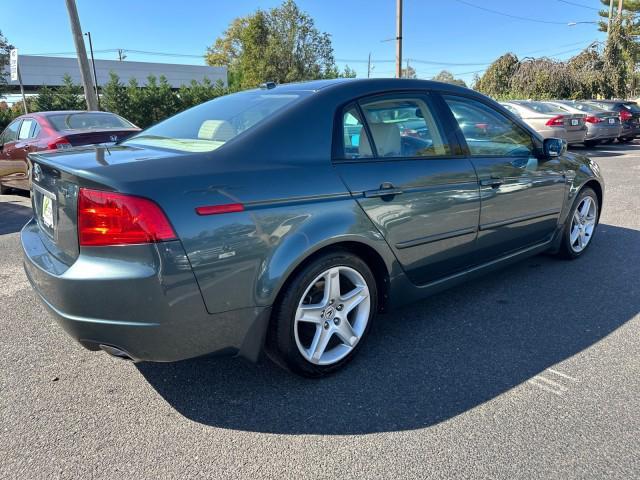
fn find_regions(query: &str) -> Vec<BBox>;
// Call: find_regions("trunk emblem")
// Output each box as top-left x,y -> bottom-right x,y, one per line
33,163 -> 42,182
110,135 -> 118,142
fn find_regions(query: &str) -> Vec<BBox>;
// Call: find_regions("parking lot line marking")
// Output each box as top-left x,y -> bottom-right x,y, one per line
547,369 -> 578,382
528,378 -> 564,396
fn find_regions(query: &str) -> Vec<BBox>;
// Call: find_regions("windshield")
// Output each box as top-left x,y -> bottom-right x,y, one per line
48,113 -> 135,131
123,90 -> 307,153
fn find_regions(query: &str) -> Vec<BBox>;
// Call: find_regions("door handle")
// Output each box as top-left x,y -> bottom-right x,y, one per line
480,177 -> 504,188
364,182 -> 404,198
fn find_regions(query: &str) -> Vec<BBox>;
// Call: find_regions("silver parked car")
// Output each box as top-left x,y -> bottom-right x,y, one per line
545,100 -> 622,147
500,101 -> 587,146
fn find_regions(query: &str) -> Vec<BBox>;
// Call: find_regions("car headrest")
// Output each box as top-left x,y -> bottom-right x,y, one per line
198,120 -> 236,142
360,122 -> 401,157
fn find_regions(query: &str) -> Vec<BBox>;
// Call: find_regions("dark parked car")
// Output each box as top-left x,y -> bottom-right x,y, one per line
583,100 -> 640,143
0,110 -> 140,193
22,79 -> 604,377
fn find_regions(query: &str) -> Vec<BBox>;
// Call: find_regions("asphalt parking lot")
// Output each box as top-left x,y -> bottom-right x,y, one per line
1,143 -> 638,479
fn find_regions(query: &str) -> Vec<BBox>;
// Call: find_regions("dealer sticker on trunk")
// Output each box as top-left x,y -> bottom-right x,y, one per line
42,195 -> 54,228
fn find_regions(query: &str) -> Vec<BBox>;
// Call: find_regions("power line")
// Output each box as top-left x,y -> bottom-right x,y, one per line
451,0 -> 580,24
556,0 -> 601,11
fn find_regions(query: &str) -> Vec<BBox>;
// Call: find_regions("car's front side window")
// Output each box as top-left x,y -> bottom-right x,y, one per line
357,96 -> 450,158
444,96 -> 533,157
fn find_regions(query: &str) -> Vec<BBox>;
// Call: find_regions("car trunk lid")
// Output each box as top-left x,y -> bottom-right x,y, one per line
55,128 -> 140,147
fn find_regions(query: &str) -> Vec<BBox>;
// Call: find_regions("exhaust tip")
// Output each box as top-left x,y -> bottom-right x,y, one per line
99,344 -> 134,361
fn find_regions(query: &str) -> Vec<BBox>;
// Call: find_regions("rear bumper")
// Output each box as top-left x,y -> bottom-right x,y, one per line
21,218 -> 269,362
585,124 -> 621,141
565,129 -> 586,145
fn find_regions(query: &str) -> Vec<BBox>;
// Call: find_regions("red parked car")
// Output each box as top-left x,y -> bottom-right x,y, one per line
0,110 -> 140,193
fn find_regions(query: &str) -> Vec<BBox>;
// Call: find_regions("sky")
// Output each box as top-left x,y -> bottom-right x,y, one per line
1,0 -> 608,85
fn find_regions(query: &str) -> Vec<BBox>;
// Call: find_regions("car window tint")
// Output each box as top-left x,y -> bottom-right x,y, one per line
444,96 -> 533,157
1,120 -> 21,143
359,97 -> 449,158
342,107 -> 373,159
521,101 -> 560,114
18,119 -> 36,140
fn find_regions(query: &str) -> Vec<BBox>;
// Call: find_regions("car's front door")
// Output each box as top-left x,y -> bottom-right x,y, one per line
335,93 -> 480,285
441,94 -> 567,261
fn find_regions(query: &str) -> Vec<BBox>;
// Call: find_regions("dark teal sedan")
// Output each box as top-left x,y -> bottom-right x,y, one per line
21,79 -> 603,377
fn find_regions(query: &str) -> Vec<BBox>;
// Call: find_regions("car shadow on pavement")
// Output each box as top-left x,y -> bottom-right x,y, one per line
137,224 -> 640,435
0,197 -> 32,235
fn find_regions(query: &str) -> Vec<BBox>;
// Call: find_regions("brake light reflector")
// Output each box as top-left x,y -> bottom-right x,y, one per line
195,203 -> 244,216
584,115 -> 601,124
619,109 -> 633,122
545,115 -> 564,127
47,137 -> 72,150
78,188 -> 176,246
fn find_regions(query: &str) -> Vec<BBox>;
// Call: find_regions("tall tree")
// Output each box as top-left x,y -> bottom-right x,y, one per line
602,19 -> 635,97
598,0 -> 640,34
206,0 -> 349,89
473,53 -> 519,99
402,65 -> 417,79
432,70 -> 467,88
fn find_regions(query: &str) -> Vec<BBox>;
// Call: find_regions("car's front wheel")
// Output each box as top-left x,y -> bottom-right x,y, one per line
268,251 -> 377,377
558,187 -> 599,259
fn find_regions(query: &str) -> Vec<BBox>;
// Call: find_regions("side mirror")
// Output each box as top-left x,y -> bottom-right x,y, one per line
543,137 -> 566,158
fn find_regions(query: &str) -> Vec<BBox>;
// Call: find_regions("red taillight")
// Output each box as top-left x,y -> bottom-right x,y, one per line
619,109 -> 632,122
584,115 -> 601,124
47,137 -> 72,150
78,188 -> 177,246
545,115 -> 564,127
401,128 -> 420,138
195,203 -> 244,216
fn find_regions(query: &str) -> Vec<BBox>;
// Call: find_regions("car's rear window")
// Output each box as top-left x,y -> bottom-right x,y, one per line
123,90 -> 307,153
519,101 -> 562,114
48,113 -> 134,131
624,102 -> 640,113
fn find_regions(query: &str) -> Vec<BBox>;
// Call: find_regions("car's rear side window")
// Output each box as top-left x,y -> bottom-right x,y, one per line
342,95 -> 450,160
444,95 -> 533,157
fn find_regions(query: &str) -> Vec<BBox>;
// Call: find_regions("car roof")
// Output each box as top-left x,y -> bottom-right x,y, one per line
256,78 -> 474,95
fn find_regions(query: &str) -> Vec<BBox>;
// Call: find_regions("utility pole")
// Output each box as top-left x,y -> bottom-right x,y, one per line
83,31 -> 100,109
396,0 -> 403,78
64,0 -> 98,110
608,0 -> 614,34
367,52 -> 372,78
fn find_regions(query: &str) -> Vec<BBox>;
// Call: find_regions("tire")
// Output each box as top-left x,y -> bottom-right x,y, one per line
267,250 -> 378,378
0,182 -> 9,195
584,140 -> 600,148
618,136 -> 633,143
603,139 -> 614,145
557,187 -> 599,259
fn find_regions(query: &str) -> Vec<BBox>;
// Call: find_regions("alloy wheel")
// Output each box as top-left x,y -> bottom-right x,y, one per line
294,266 -> 371,366
569,195 -> 597,253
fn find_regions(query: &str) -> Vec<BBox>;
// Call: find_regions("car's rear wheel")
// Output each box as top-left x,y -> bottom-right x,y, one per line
558,187 -> 599,259
267,251 -> 377,377
618,136 -> 633,143
603,138 -> 614,145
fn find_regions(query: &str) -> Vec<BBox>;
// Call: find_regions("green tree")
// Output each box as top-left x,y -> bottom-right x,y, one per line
568,46 -> 604,99
101,72 -> 131,118
602,20 -> 634,97
54,74 -> 85,110
206,0 -> 342,89
178,78 -> 227,110
432,70 -> 467,88
125,78 -> 150,127
598,0 -> 640,34
0,30 -> 12,96
34,85 -> 57,111
510,58 -> 575,100
474,53 -> 519,99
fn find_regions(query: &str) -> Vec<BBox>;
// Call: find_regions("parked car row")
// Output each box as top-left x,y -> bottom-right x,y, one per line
0,111 -> 139,193
500,99 -> 640,148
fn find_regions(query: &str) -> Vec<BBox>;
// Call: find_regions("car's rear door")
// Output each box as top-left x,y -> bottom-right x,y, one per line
334,92 -> 480,285
0,119 -> 23,187
10,118 -> 40,189
440,94 -> 566,262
